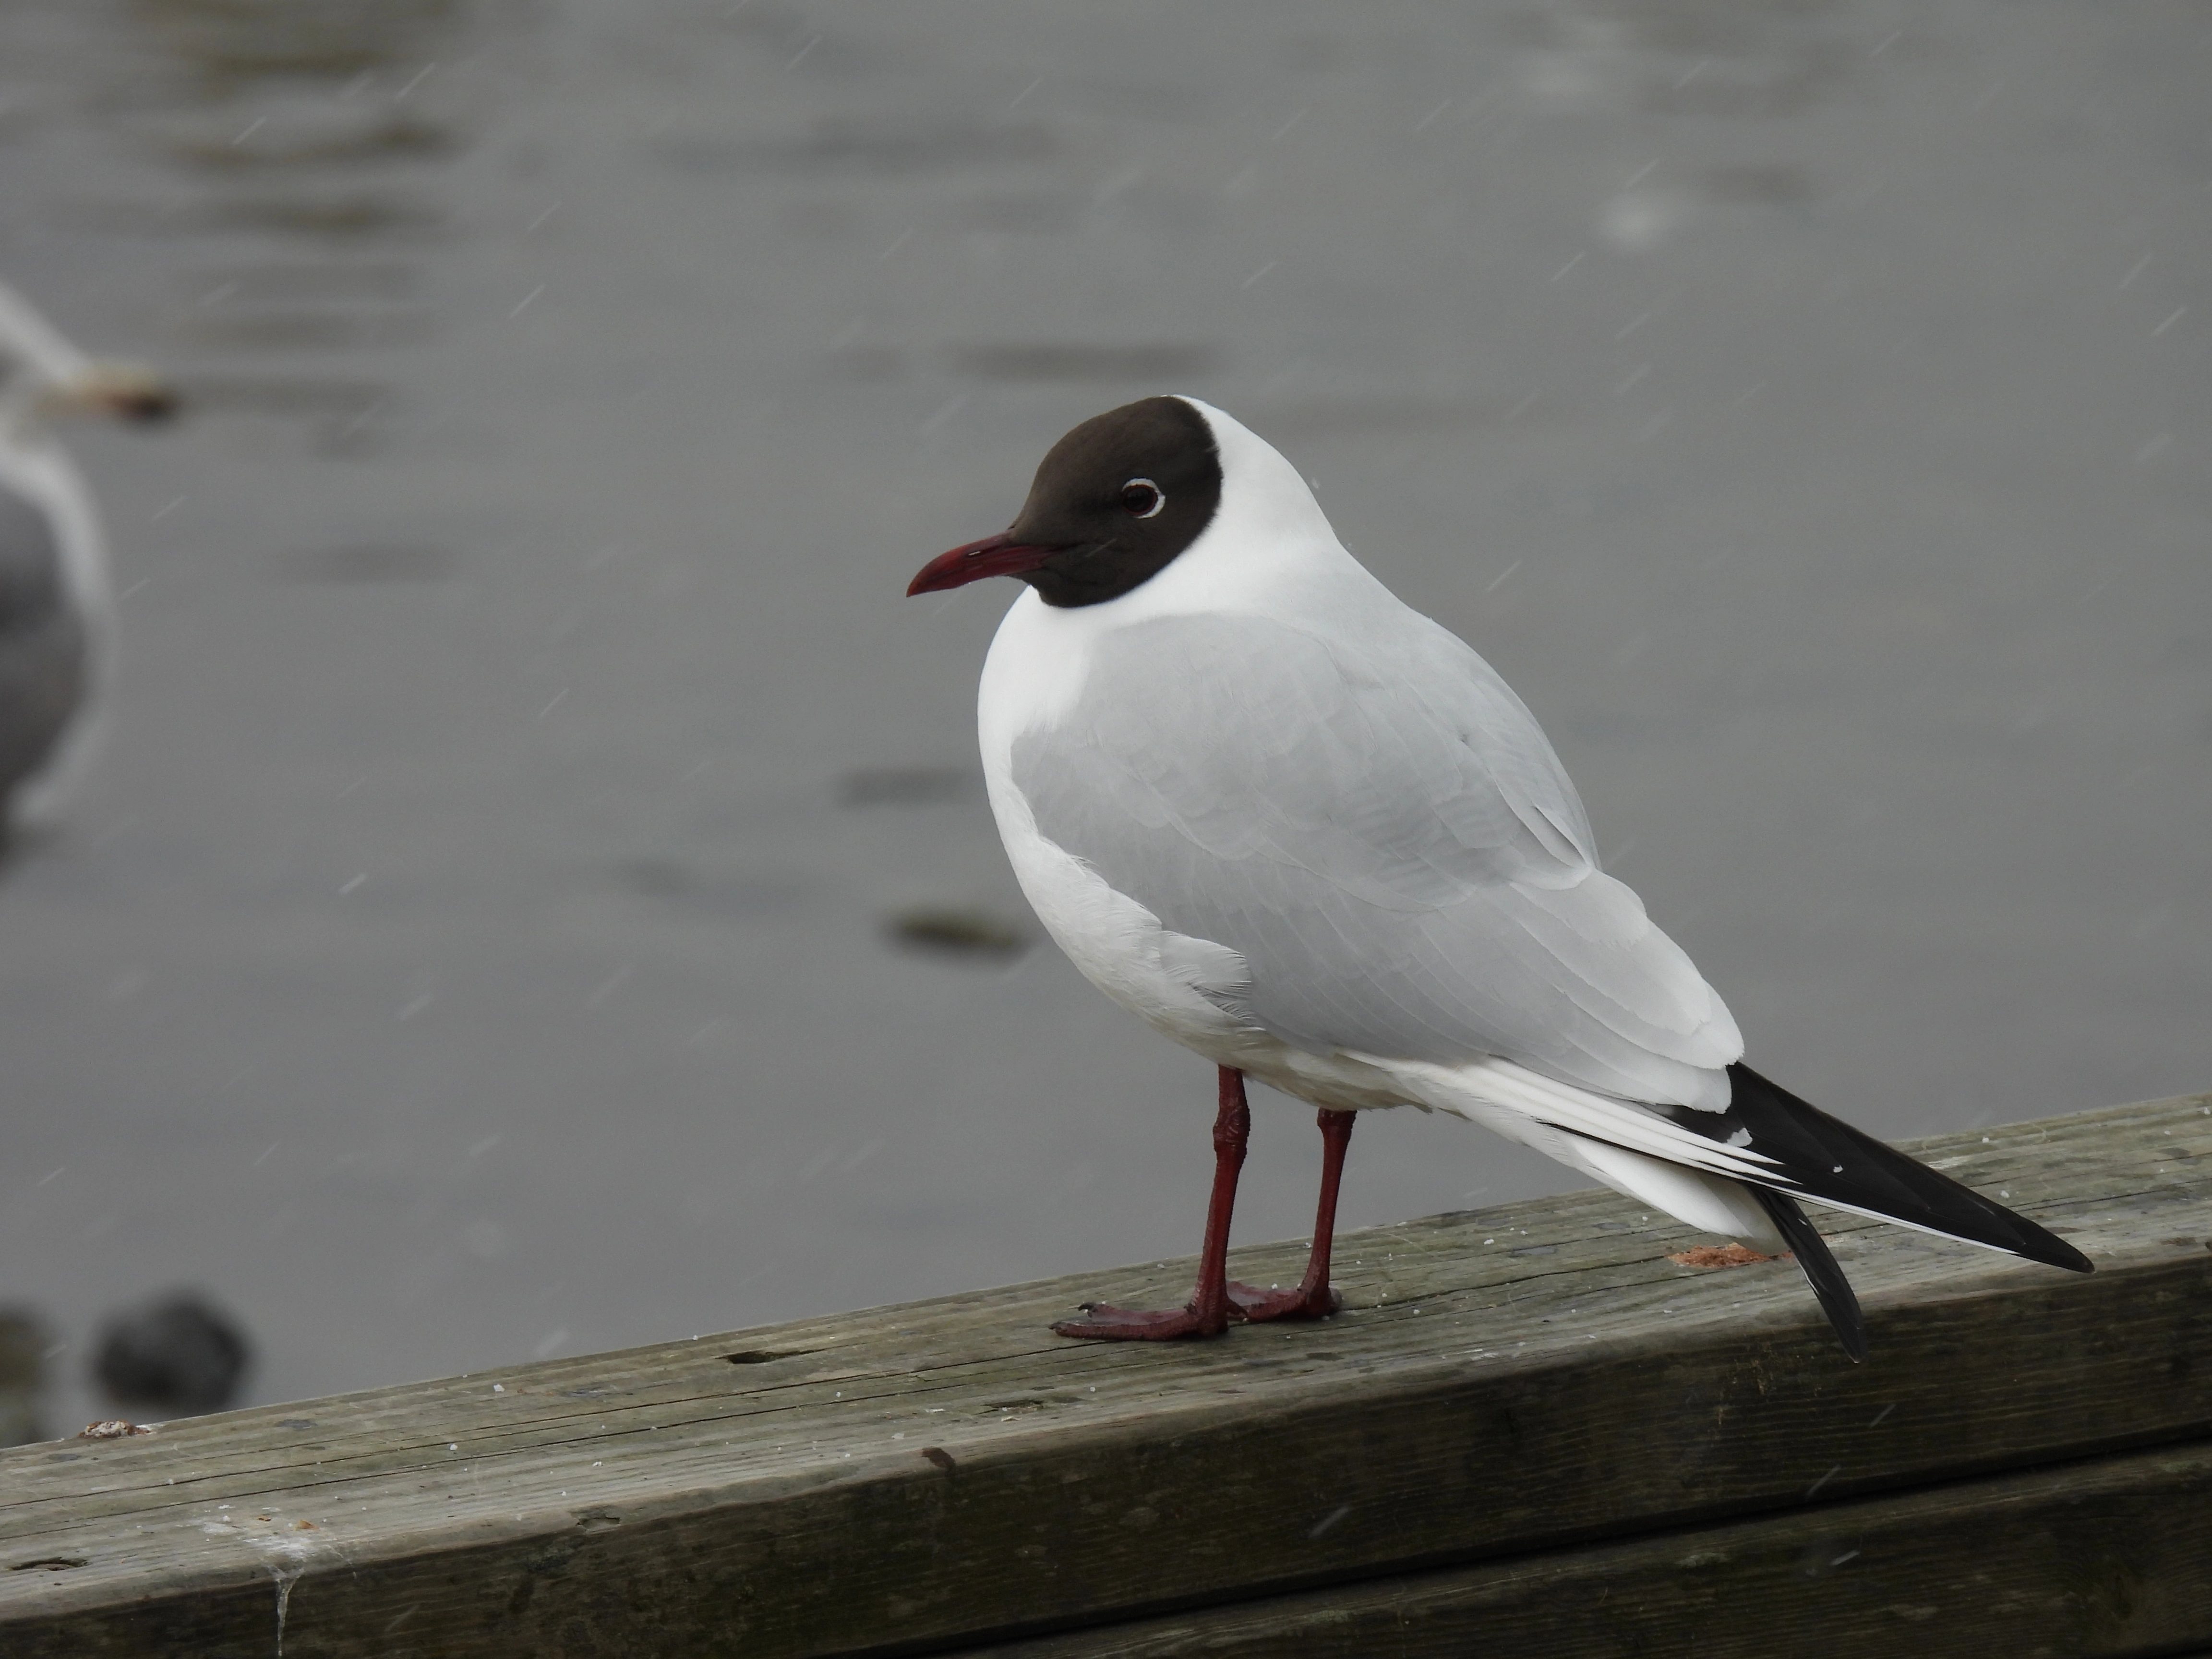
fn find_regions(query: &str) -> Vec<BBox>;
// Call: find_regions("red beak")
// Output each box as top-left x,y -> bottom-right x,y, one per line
907,532 -> 1065,597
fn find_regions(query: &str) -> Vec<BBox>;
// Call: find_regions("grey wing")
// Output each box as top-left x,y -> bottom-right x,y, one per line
1011,611 -> 1742,1107
0,479 -> 89,799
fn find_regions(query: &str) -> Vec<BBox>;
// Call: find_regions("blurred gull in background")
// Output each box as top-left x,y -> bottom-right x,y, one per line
92,1290 -> 252,1421
0,282 -> 176,833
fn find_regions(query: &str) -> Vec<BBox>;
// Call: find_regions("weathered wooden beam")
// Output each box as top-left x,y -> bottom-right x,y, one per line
0,1094 -> 2206,1658
963,1439 -> 2212,1659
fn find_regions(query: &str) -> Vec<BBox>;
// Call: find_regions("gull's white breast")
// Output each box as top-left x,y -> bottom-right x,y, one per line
979,586 -> 1260,1063
972,396 -> 1425,1109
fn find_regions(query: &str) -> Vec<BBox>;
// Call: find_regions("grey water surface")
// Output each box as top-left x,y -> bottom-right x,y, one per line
0,0 -> 2206,1425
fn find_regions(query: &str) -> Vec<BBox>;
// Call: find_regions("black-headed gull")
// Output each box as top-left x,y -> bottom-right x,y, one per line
908,396 -> 2089,1358
0,281 -> 176,827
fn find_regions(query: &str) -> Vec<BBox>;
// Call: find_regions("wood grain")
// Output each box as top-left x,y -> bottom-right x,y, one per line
964,1440 -> 2212,1659
0,1094 -> 2204,1657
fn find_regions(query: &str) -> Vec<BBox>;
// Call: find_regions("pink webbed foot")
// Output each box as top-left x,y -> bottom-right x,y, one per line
1051,1300 -> 1235,1341
1048,1076 -> 1356,1342
1228,1281 -> 1343,1322
1225,1109 -> 1357,1323
1051,1067 -> 1254,1343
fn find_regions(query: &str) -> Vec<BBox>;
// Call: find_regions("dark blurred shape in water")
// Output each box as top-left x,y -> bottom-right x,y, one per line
93,1292 -> 252,1418
0,1309 -> 49,1446
167,117 -> 458,172
886,904 -> 1033,959
197,195 -> 447,240
837,765 -> 979,807
125,0 -> 464,80
950,343 -> 1223,383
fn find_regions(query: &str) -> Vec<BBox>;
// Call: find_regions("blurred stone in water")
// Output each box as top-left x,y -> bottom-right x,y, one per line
93,1293 -> 252,1418
0,1308 -> 50,1446
949,343 -> 1222,383
886,904 -> 1032,959
836,765 -> 978,807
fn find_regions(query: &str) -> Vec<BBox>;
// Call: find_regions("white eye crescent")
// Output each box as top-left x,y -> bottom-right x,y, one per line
1119,478 -> 1166,519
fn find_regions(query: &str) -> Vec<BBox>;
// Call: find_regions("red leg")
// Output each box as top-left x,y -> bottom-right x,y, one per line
1053,1067 -> 1252,1340
1231,1107 -> 1355,1322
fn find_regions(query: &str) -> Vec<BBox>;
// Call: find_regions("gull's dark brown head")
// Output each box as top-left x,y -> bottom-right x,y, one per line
907,396 -> 1223,607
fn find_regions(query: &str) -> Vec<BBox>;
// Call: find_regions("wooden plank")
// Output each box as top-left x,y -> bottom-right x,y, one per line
0,1094 -> 2205,1658
960,1439 -> 2212,1659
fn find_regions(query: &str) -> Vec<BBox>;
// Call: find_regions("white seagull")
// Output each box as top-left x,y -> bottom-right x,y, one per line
0,281 -> 177,831
908,396 -> 2089,1359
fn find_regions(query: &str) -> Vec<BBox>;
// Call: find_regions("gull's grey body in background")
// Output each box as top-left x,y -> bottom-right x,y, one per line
0,479 -> 87,799
0,0 -> 2205,1427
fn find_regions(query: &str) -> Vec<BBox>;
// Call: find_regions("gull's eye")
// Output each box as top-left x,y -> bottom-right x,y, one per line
1119,478 -> 1165,519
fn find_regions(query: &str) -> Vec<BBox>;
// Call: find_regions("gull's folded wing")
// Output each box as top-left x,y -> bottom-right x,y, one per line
1010,608 -> 1743,1110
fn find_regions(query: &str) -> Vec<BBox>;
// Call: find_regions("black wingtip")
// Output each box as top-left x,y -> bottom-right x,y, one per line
2039,1233 -> 2095,1275
1751,1184 -> 1868,1362
1715,1065 -> 2094,1275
